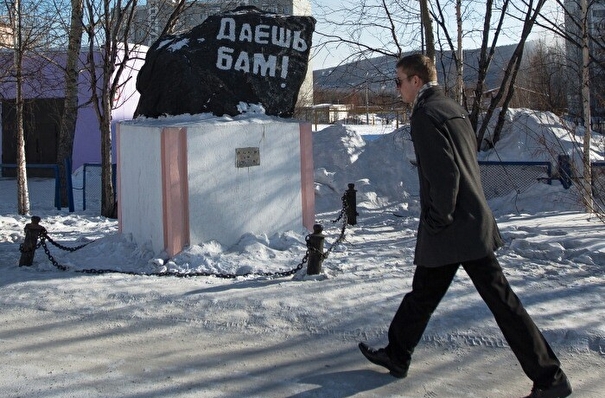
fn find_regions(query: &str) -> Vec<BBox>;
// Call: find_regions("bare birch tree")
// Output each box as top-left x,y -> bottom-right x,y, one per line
2,0 -> 57,214
57,0 -> 84,207
476,0 -> 548,148
455,0 -> 463,104
82,0 -> 192,217
466,0 -> 508,137
580,0 -> 592,211
83,0 -> 135,217
12,0 -> 28,215
430,0 -> 470,103
419,0 -> 435,59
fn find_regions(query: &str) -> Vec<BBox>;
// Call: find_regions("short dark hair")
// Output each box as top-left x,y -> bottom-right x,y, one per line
396,54 -> 437,84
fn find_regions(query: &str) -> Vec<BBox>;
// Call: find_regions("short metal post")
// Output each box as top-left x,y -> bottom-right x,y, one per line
19,216 -> 44,266
345,183 -> 358,225
306,224 -> 325,275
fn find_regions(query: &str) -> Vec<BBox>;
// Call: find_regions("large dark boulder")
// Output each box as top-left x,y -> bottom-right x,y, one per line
135,6 -> 315,118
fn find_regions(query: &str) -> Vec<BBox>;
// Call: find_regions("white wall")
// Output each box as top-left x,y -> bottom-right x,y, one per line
186,119 -> 304,247
117,125 -> 165,253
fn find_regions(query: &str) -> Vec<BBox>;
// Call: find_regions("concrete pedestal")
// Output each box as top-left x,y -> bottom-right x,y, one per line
117,116 -> 314,256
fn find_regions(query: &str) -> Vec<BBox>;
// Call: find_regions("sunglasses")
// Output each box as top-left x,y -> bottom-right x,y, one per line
395,75 -> 415,88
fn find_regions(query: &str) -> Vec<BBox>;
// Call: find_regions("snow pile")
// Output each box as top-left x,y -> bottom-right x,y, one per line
313,123 -> 417,213
478,108 -> 605,166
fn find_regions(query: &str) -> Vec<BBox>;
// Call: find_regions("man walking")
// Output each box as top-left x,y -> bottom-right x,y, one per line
358,54 -> 572,398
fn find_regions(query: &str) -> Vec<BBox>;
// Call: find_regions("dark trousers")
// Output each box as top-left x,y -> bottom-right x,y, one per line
386,252 -> 565,387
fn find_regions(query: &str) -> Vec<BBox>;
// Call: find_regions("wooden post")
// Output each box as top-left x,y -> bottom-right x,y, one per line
346,183 -> 358,226
19,216 -> 44,266
306,224 -> 324,275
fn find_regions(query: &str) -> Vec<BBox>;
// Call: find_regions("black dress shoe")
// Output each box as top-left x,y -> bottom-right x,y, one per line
524,377 -> 572,398
358,342 -> 408,378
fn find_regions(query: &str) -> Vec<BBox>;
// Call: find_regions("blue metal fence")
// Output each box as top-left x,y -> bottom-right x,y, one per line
478,161 -> 552,200
82,163 -> 117,212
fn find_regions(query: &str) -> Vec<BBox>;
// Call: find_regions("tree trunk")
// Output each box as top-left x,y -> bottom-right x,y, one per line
470,0 -> 503,136
419,0 -> 435,60
100,38 -> 116,219
16,62 -> 29,215
14,0 -> 29,215
85,0 -> 118,219
455,0 -> 464,105
100,107 -> 115,218
57,0 -> 84,208
581,0 -> 593,211
491,49 -> 525,143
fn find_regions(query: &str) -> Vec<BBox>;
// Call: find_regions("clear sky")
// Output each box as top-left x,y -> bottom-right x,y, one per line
309,0 -> 562,70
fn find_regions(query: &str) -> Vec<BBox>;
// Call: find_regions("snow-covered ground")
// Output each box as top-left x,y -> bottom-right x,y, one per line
1,109 -> 604,397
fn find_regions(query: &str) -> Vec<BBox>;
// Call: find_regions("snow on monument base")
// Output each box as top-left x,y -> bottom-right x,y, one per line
117,116 -> 315,256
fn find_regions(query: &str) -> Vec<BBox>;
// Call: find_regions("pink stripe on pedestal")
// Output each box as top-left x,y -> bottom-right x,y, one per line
161,127 -> 190,256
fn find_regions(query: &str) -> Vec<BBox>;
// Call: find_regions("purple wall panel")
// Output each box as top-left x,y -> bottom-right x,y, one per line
0,48 -> 146,171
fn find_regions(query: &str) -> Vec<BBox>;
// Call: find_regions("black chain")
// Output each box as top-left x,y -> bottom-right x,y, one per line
331,192 -> 348,223
41,229 -> 91,252
41,233 -> 311,278
32,194 -> 350,279
76,249 -> 310,278
39,235 -> 68,271
322,193 -> 349,259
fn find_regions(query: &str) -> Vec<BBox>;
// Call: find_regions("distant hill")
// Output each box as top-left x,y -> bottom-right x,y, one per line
312,44 -> 522,94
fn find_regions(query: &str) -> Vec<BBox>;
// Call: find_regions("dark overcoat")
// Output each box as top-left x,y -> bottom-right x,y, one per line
410,86 -> 503,267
